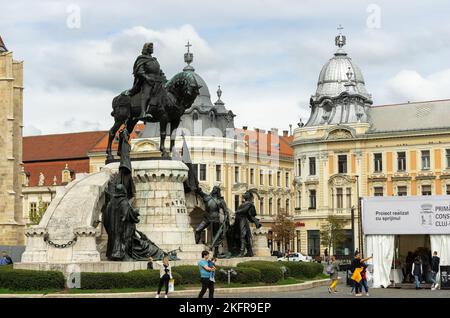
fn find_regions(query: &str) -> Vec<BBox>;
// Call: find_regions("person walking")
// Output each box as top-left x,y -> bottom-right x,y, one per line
155,255 -> 172,298
324,248 -> 329,263
360,261 -> 369,296
431,251 -> 440,290
198,251 -> 216,298
327,255 -> 339,293
412,256 -> 423,290
351,251 -> 372,297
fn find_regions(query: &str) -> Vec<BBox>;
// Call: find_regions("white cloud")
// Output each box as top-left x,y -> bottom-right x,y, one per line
386,69 -> 450,102
4,0 -> 450,134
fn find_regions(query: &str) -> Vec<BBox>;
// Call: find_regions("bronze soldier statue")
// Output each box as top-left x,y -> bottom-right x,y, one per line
195,186 -> 230,256
232,189 -> 262,257
128,42 -> 167,119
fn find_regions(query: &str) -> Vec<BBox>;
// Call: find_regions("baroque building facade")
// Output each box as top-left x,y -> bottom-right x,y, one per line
292,31 -> 450,258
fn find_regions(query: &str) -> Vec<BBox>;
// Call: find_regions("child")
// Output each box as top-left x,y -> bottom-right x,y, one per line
208,257 -> 217,282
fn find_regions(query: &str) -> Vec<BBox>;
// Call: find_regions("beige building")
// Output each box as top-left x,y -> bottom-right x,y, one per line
292,30 -> 450,259
0,37 -> 25,247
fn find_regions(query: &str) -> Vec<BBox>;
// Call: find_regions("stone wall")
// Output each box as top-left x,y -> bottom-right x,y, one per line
0,50 -> 24,246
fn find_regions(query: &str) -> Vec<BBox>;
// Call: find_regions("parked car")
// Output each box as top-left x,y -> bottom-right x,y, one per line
277,252 -> 312,262
271,250 -> 283,258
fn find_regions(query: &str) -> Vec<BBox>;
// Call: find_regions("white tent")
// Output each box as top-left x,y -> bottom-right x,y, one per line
362,196 -> 450,288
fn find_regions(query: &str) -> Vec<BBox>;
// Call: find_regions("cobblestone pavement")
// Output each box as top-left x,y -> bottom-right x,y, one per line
173,280 -> 450,298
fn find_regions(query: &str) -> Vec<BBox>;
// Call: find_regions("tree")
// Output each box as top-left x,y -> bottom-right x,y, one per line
320,215 -> 347,256
271,209 -> 296,252
29,200 -> 48,225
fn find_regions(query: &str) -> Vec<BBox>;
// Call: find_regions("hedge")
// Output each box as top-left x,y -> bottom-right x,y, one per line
279,261 -> 324,279
0,267 -> 65,291
216,266 -> 261,284
237,261 -> 283,283
79,270 -> 182,290
171,265 -> 199,285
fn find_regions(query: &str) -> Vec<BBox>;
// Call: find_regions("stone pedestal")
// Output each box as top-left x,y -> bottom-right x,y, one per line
252,227 -> 271,257
132,160 -> 205,259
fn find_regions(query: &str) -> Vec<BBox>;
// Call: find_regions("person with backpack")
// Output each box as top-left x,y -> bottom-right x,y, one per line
360,261 -> 369,296
327,255 -> 339,293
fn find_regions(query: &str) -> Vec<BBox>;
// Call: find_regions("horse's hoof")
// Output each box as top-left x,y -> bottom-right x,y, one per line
161,150 -> 171,160
105,155 -> 114,164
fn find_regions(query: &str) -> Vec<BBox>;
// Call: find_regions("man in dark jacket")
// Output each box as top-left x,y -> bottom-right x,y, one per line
412,256 -> 423,290
431,251 -> 440,290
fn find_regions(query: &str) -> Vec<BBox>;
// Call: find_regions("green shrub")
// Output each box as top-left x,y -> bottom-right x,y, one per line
79,270 -> 182,290
0,268 -> 65,291
280,261 -> 323,279
172,265 -> 200,285
216,266 -> 261,284
237,261 -> 283,283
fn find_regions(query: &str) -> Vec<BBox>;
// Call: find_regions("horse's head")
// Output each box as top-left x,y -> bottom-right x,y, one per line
165,71 -> 201,110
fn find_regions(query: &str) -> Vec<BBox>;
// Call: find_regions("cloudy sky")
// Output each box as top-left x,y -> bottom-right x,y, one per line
2,0 -> 450,136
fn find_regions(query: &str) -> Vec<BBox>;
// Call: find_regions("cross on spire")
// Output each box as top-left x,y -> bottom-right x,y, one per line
185,41 -> 192,53
337,24 -> 344,35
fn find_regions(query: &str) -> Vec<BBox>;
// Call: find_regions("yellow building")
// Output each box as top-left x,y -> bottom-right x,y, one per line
0,36 -> 25,248
292,30 -> 450,258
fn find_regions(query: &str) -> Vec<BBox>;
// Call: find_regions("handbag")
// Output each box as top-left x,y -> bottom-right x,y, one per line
326,264 -> 335,275
351,267 -> 363,283
168,279 -> 175,292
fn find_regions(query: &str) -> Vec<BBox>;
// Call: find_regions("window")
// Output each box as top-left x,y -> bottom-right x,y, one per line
297,159 -> 301,176
269,171 -> 273,186
285,172 -> 290,187
309,190 -> 317,209
447,149 -> 450,169
397,186 -> 407,196
307,230 -> 320,257
374,153 -> 383,172
260,170 -> 264,185
259,198 -> 264,215
250,168 -> 255,185
269,198 -> 273,215
193,164 -> 207,181
29,202 -> 37,214
338,155 -> 347,174
277,171 -> 281,187
215,165 -> 221,182
309,157 -> 316,176
234,166 -> 239,183
297,191 -> 301,209
422,185 -> 432,196
446,184 -> 450,195
296,230 -> 301,253
336,188 -> 343,209
346,188 -> 352,208
374,187 -> 384,197
234,195 -> 240,210
421,150 -> 430,170
397,152 -> 406,171
286,199 -> 290,214
277,198 -> 281,213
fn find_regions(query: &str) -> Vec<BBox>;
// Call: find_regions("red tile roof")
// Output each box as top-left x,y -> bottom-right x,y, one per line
236,128 -> 294,159
89,124 -> 144,154
23,159 -> 89,187
23,131 -> 107,162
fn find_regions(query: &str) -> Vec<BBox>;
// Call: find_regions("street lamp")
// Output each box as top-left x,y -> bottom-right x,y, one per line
355,175 -> 363,256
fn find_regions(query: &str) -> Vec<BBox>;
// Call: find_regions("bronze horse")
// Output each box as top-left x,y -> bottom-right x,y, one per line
106,71 -> 201,161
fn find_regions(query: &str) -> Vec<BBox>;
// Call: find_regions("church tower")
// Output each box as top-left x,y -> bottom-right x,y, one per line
0,35 -> 25,246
